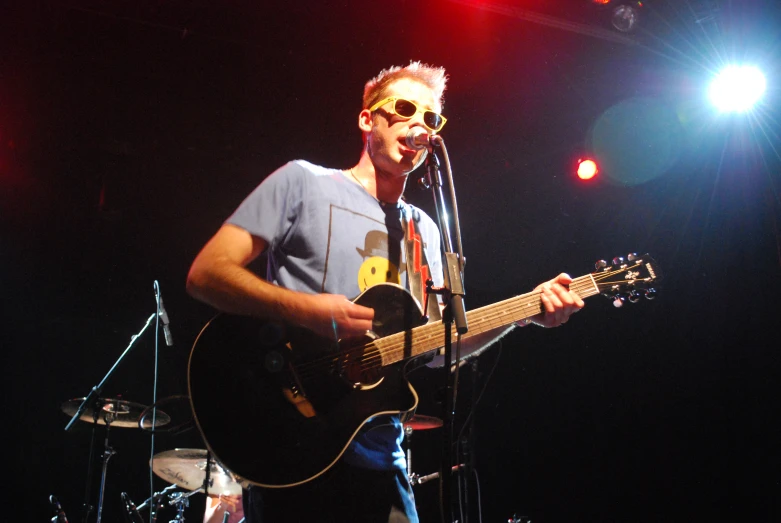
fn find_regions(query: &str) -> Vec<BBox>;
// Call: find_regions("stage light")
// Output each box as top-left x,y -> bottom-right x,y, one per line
611,3 -> 641,32
577,159 -> 598,180
708,65 -> 766,113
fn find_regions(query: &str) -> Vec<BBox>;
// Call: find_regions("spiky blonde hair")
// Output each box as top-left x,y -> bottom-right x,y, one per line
363,61 -> 448,110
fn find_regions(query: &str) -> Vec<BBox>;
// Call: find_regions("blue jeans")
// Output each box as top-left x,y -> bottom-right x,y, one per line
242,460 -> 418,523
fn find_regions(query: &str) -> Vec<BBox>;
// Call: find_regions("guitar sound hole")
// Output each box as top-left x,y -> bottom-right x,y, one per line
339,347 -> 382,388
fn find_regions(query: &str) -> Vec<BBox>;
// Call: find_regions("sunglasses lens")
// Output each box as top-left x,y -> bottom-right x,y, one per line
390,98 -> 443,131
424,112 -> 443,131
393,99 -> 417,118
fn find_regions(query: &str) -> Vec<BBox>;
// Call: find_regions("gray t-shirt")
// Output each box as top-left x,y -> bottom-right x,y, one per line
227,160 -> 444,470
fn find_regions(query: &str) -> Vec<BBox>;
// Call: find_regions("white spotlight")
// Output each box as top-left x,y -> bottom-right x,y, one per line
709,65 -> 767,113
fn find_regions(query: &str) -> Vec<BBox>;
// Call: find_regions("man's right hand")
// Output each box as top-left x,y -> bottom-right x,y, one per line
298,293 -> 375,341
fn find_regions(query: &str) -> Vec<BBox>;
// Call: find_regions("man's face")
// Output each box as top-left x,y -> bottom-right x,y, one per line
366,78 -> 441,177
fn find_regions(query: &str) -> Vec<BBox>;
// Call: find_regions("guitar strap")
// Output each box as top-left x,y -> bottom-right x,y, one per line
401,204 -> 442,322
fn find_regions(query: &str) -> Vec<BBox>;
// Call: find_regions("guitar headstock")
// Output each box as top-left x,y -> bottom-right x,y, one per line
592,253 -> 662,307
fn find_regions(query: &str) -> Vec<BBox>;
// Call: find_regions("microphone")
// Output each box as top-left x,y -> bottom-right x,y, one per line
121,492 -> 144,523
156,288 -> 174,346
405,128 -> 435,150
49,495 -> 69,523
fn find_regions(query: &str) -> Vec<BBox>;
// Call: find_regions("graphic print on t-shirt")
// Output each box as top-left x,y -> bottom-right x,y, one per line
356,229 -> 401,292
321,205 -> 404,297
323,204 -> 434,303
404,208 -> 431,299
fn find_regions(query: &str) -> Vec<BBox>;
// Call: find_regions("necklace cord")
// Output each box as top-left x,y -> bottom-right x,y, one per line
348,168 -> 398,206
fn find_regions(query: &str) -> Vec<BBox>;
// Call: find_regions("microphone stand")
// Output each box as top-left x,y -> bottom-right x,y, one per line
65,312 -> 158,523
459,360 -> 481,523
421,138 -> 468,523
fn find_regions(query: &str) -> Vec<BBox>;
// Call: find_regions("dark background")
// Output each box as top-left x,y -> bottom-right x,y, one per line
3,1 -> 780,522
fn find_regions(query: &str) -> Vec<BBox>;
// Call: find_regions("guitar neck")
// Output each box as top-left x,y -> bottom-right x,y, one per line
372,273 -> 599,366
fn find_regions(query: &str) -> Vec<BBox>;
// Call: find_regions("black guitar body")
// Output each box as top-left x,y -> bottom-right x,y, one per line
188,253 -> 662,488
188,283 -> 428,488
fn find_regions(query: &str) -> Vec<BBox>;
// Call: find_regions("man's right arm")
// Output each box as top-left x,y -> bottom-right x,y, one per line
186,223 -> 374,340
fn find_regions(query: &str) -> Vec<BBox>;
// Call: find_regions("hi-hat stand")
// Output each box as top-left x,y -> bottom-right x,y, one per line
62,395 -> 168,523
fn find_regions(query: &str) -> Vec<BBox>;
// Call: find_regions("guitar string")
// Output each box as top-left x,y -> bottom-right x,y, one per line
296,295 -> 563,379
293,275 -> 594,375
296,273 -> 639,380
293,265 -> 648,378
297,293 -> 593,378
356,278 -> 597,373
293,266 -> 645,378
360,264 -> 652,371
350,289 -> 636,374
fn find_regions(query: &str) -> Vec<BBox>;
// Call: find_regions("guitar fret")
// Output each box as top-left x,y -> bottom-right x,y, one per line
375,274 -> 601,365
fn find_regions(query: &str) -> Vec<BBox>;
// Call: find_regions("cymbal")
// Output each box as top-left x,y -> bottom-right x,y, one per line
61,397 -> 170,429
404,414 -> 443,431
151,448 -> 242,496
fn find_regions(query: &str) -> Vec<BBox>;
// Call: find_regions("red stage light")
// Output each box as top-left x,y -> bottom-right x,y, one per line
577,159 -> 598,180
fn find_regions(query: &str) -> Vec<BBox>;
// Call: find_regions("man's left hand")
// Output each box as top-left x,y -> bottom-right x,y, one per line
528,273 -> 584,327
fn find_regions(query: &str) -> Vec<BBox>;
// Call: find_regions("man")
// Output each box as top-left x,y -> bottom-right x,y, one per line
186,61 -> 583,523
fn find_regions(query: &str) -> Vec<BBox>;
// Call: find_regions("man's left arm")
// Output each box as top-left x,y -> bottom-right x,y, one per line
428,272 -> 584,366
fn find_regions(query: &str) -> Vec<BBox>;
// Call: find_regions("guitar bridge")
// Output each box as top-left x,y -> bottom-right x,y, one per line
283,362 -> 316,418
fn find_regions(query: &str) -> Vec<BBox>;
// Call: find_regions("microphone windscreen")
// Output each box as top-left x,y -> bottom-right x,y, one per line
405,128 -> 430,150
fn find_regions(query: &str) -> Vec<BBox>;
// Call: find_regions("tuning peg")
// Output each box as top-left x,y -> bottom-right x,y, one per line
644,288 -> 657,300
628,290 -> 641,303
612,256 -> 625,266
612,295 -> 625,308
627,253 -> 638,262
595,259 -> 608,270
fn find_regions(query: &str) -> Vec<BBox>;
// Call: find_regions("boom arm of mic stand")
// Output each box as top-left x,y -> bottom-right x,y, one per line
65,313 -> 158,431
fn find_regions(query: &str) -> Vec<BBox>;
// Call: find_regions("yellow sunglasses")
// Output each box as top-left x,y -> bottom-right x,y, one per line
368,97 -> 447,132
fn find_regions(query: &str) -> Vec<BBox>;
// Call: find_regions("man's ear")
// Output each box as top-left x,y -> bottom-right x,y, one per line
358,109 -> 373,133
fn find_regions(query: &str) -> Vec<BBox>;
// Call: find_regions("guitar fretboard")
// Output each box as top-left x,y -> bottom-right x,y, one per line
371,274 -> 599,366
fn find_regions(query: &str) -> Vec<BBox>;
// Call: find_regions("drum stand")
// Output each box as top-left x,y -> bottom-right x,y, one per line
126,485 -> 195,523
167,490 -> 201,523
126,484 -> 178,523
95,413 -> 117,523
404,416 -> 458,487
406,424 -> 450,487
405,424 -> 415,483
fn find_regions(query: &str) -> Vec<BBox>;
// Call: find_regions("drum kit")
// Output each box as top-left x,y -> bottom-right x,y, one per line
403,414 -> 460,487
56,395 -> 447,523
57,396 -> 245,523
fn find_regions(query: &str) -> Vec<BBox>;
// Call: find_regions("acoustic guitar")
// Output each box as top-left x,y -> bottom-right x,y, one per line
188,254 -> 661,488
